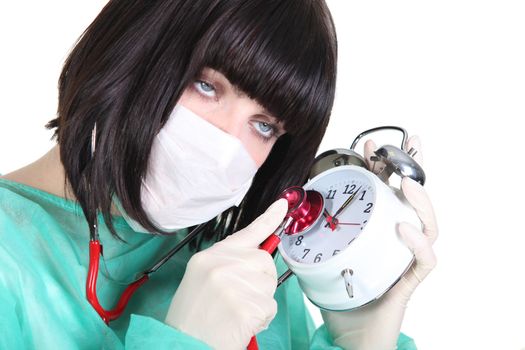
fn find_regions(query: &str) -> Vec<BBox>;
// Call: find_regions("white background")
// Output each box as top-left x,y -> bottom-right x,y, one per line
1,1 -> 524,349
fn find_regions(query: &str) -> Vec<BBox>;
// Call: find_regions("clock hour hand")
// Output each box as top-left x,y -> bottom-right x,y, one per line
323,208 -> 338,230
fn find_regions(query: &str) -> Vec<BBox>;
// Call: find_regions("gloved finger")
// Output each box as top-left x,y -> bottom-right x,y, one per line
216,246 -> 278,281
401,177 -> 439,244
405,135 -> 423,167
223,198 -> 288,248
225,266 -> 278,299
364,139 -> 389,185
224,274 -> 278,321
364,139 -> 378,171
397,222 -> 437,282
241,295 -> 278,334
221,278 -> 277,332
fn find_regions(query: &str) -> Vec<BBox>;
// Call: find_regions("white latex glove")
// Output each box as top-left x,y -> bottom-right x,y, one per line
321,135 -> 438,350
164,198 -> 288,350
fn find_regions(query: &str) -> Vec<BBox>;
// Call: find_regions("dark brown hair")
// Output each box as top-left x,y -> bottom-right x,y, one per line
46,0 -> 338,253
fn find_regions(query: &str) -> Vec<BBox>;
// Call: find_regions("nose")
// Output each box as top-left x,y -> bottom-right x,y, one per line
216,120 -> 242,139
213,104 -> 247,140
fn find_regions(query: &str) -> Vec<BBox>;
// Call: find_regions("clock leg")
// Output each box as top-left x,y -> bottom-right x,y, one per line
341,268 -> 354,299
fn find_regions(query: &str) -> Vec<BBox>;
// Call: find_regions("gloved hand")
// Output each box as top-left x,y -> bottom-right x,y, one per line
164,198 -> 288,350
321,135 -> 438,350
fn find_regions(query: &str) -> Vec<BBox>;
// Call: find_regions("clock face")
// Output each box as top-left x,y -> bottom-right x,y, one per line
281,166 -> 376,264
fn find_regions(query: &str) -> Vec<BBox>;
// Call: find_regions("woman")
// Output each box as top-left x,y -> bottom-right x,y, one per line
0,0 -> 437,349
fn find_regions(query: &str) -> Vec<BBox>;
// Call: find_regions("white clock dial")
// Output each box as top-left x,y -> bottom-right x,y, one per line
281,168 -> 376,264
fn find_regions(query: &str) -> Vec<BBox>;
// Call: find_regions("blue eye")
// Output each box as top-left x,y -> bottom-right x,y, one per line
194,80 -> 216,98
253,121 -> 276,142
258,122 -> 273,133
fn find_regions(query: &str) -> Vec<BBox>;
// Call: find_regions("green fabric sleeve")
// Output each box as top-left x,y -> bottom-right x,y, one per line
0,285 -> 25,349
396,332 -> 418,350
124,314 -> 212,349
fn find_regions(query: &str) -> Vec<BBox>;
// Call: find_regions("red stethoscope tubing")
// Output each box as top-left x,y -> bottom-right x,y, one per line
247,233 -> 283,350
87,229 -> 280,348
87,239 -> 150,324
86,221 -> 207,324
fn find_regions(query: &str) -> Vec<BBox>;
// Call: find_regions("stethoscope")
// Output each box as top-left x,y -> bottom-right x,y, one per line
87,216 -> 209,323
86,186 -> 321,324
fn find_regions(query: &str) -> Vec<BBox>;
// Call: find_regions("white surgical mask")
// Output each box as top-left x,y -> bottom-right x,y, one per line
115,104 -> 259,233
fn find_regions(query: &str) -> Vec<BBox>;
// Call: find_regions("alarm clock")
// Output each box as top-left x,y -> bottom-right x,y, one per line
277,126 -> 425,311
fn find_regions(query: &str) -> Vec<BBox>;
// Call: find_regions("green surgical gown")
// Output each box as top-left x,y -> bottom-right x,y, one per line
0,177 -> 417,349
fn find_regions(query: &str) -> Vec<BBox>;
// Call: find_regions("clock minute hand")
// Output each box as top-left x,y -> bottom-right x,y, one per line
332,185 -> 363,220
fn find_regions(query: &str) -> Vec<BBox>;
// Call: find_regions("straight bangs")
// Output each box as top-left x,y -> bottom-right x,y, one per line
188,0 -> 335,138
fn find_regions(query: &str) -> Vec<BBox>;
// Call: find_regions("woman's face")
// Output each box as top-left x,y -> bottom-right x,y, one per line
178,67 -> 286,167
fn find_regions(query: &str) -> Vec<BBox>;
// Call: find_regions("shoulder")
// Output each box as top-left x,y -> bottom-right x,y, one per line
0,179 -> 44,247
0,178 -> 32,221
0,176 -> 46,217
0,176 -> 82,220
0,178 -> 72,291
0,178 -> 74,256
